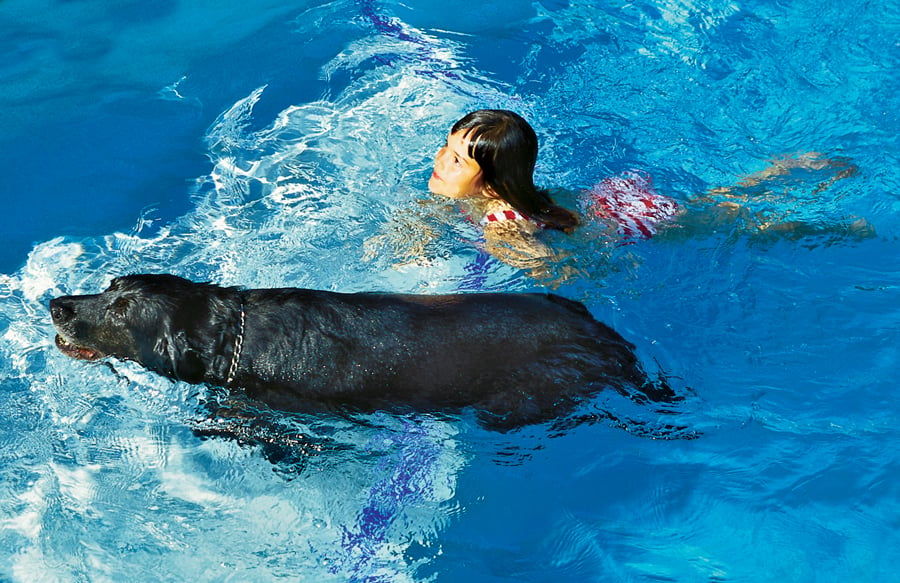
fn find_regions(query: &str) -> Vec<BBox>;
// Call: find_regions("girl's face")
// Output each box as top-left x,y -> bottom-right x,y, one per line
428,130 -> 486,199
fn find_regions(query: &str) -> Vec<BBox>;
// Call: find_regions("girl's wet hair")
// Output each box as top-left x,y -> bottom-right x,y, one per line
452,109 -> 579,232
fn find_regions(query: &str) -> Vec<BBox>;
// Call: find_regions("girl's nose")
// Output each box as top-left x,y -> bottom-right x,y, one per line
433,148 -> 448,170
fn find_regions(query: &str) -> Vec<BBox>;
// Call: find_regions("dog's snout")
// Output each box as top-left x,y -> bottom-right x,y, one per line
50,298 -> 74,324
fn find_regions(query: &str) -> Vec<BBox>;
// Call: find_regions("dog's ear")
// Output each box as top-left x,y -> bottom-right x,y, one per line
173,349 -> 206,384
154,332 -> 206,384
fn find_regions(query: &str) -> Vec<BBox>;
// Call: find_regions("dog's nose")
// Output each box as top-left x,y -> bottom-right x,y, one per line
50,298 -> 74,324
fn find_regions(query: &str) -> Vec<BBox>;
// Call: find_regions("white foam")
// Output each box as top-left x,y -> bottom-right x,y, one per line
0,7 -> 506,580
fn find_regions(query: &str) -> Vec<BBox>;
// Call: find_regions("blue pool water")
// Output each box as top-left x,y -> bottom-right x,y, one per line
2,0 -> 899,580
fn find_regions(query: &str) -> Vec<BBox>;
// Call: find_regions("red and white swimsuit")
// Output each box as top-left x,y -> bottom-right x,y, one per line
479,209 -> 531,225
475,171 -> 679,240
584,171 -> 681,239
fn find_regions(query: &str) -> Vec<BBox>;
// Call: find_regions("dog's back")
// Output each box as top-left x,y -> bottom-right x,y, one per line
232,287 -> 660,427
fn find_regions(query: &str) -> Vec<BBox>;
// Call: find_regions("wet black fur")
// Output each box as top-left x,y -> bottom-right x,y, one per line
50,274 -> 673,430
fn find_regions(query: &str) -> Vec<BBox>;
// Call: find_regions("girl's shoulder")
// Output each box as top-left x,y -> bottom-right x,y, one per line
477,199 -> 542,233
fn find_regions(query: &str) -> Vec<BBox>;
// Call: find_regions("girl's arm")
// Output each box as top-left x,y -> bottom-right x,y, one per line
481,219 -> 571,281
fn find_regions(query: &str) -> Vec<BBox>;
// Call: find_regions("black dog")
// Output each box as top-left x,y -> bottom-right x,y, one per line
50,274 -> 673,429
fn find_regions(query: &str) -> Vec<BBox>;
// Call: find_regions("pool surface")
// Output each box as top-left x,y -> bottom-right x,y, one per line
1,0 -> 899,581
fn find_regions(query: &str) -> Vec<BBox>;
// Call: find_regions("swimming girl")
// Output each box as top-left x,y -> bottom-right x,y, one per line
428,109 -> 578,270
428,109 -> 870,270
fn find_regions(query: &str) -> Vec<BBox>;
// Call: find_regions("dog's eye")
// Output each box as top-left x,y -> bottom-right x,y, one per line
108,297 -> 131,320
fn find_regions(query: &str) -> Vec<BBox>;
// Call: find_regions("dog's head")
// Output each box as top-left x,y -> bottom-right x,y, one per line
50,274 -> 237,383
